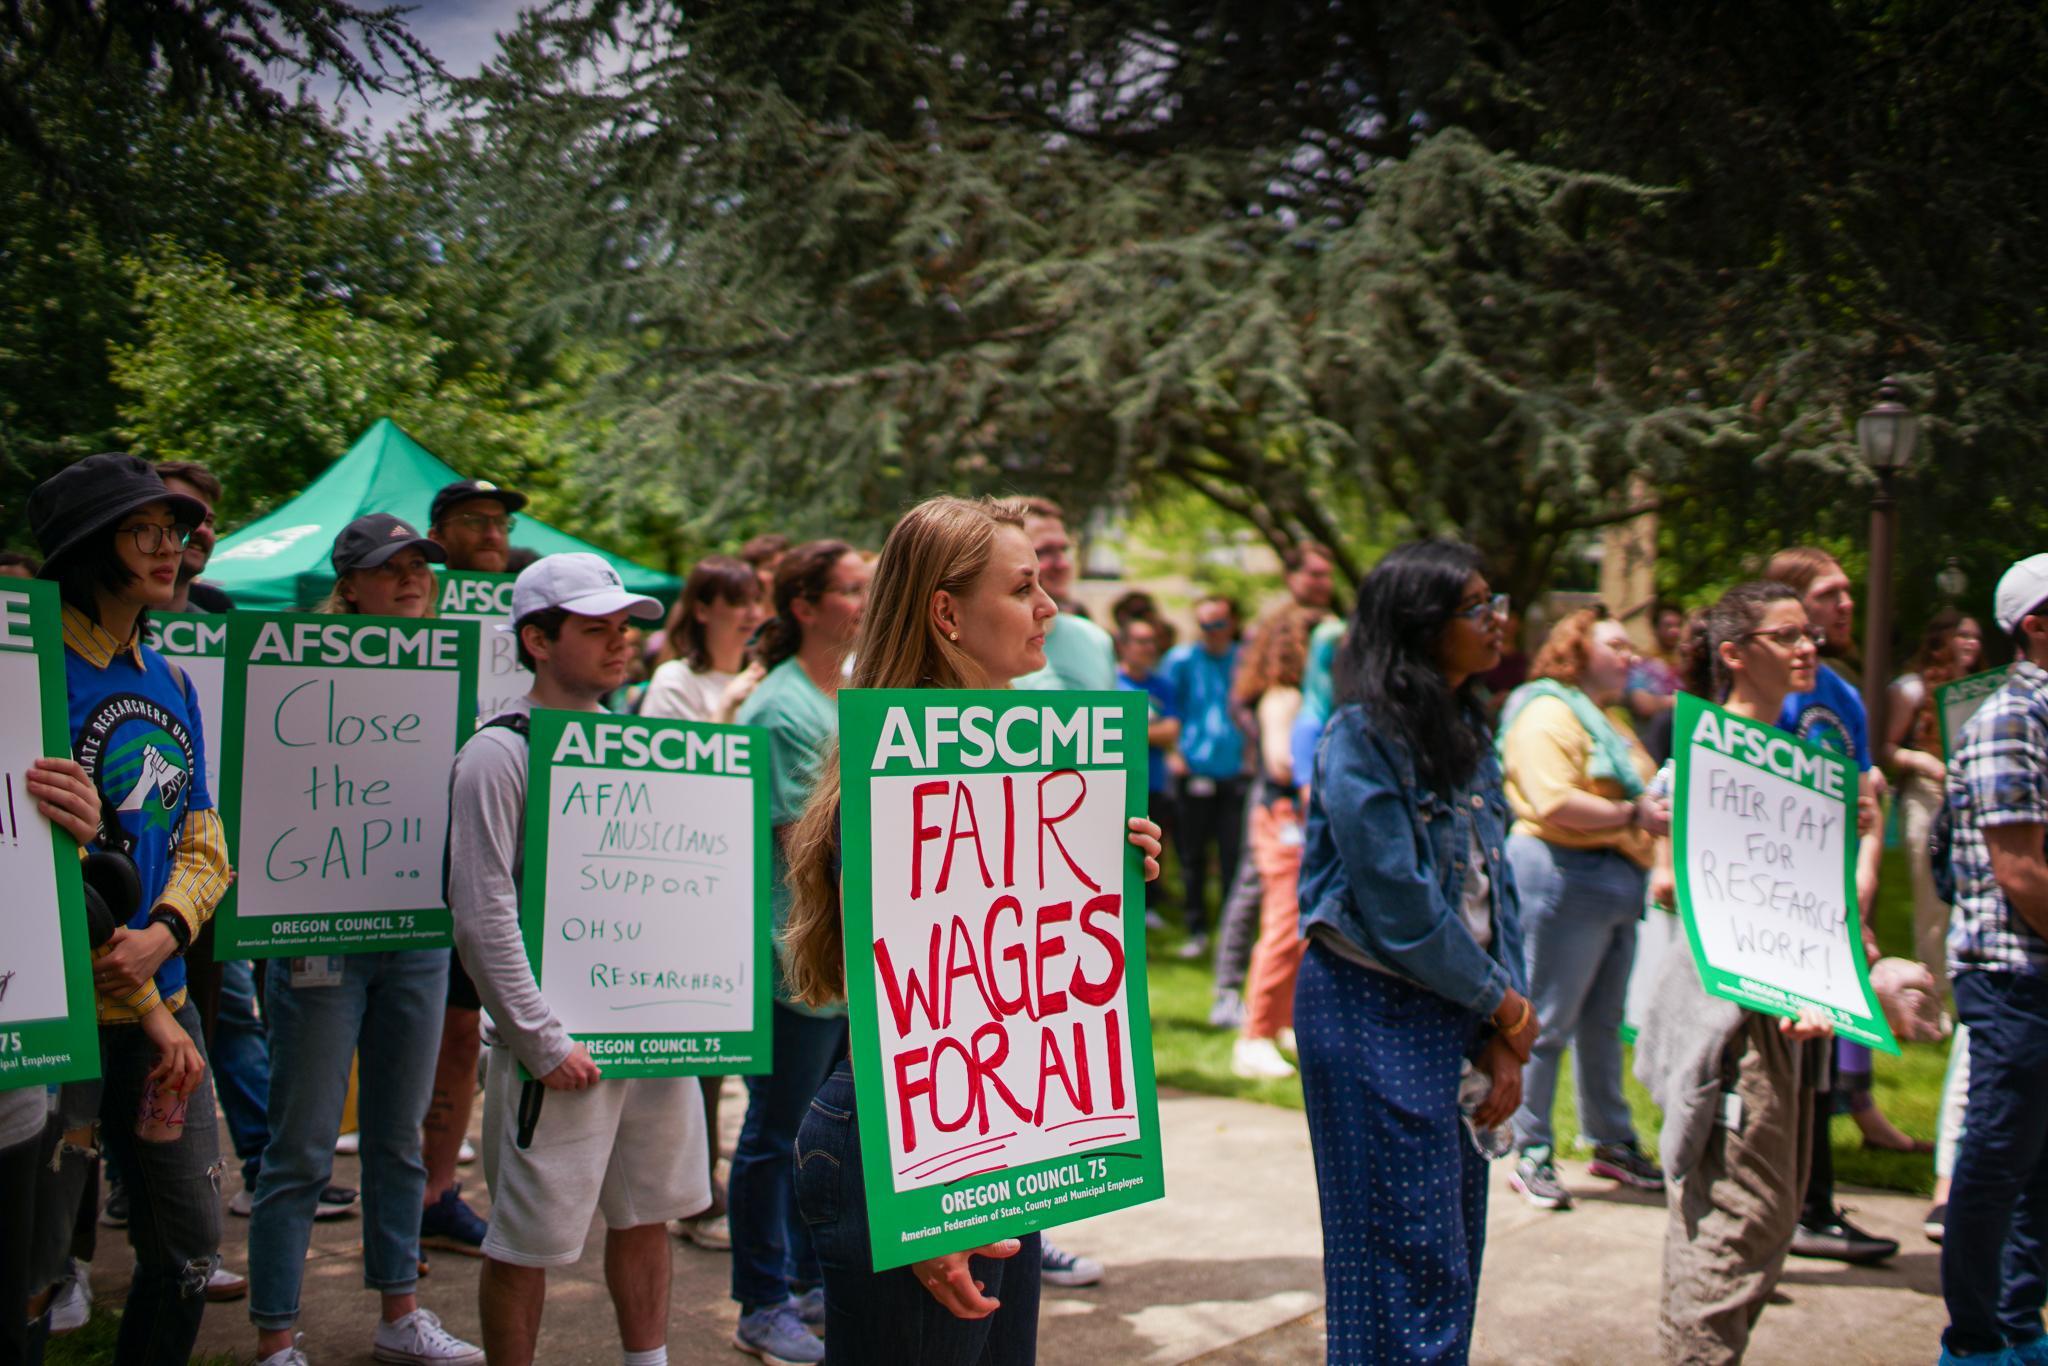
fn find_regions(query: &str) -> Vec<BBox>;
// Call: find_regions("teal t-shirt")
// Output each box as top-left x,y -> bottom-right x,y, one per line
1013,609 -> 1117,691
736,657 -> 846,1017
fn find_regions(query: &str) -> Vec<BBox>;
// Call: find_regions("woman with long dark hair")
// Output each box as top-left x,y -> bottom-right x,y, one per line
1294,539 -> 1535,1363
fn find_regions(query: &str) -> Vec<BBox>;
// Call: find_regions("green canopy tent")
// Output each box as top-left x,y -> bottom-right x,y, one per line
205,419 -> 680,610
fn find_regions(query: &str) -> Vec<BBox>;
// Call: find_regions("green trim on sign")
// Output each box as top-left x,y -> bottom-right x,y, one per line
215,611 -> 479,958
839,689 -> 1165,1271
0,579 -> 100,1089
519,708 -> 774,1078
1671,692 -> 1897,1054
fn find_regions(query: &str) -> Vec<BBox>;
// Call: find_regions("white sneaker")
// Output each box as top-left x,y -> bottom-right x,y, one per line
257,1334 -> 309,1366
335,1131 -> 360,1155
456,1139 -> 476,1166
372,1307 -> 485,1365
1278,1027 -> 1298,1055
205,1266 -> 248,1302
1231,1036 -> 1297,1080
48,1259 -> 90,1334
684,1212 -> 731,1250
230,1186 -> 254,1217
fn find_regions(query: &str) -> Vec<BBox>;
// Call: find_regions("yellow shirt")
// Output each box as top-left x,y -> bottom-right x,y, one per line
1502,693 -> 1658,867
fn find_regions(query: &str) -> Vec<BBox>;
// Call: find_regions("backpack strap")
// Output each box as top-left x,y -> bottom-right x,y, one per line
442,711 -> 531,905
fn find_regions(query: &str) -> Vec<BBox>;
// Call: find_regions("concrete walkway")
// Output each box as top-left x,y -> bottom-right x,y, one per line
90,1082 -> 1944,1363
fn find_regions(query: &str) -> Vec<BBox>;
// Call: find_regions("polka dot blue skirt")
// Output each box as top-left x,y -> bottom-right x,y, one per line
1297,940 -> 1490,1364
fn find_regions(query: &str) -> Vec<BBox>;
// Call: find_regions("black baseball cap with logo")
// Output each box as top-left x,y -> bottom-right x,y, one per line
331,514 -> 448,576
430,479 -> 528,527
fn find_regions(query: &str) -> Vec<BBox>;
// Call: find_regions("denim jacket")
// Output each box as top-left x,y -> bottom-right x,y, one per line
1298,701 -> 1527,1018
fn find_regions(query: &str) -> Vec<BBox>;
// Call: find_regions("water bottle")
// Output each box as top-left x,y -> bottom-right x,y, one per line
1458,1059 -> 1513,1159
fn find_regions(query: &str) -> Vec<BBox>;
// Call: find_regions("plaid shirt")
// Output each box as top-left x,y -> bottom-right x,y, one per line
1948,659 -> 2048,977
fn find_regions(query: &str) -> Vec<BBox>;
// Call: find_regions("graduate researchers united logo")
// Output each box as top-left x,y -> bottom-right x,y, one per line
74,695 -> 195,848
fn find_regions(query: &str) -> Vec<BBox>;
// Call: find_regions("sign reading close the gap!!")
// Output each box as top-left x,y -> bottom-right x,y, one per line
518,709 -> 772,1076
216,613 -> 479,957
1671,692 -> 1896,1052
0,580 -> 98,1089
839,690 -> 1164,1271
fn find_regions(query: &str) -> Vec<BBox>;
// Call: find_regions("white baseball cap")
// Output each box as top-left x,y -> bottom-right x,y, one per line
1995,554 -> 2048,635
510,552 -> 664,625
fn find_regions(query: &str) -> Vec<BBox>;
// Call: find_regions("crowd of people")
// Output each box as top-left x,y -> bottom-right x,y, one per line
2,446 -> 2044,1366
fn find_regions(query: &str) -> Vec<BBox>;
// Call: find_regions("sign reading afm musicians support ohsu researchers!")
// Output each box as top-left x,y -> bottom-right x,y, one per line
215,613 -> 479,957
839,690 -> 1164,1271
1672,692 -> 1897,1053
518,709 -> 772,1077
0,580 -> 98,1089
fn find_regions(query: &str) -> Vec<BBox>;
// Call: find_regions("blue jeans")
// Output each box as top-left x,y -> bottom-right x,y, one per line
1943,970 -> 2048,1354
99,1003 -> 224,1366
1507,836 -> 1645,1152
212,959 -> 272,1188
1297,941 -> 1488,1365
250,952 -> 447,1330
795,1061 -> 1041,1365
730,1004 -> 847,1312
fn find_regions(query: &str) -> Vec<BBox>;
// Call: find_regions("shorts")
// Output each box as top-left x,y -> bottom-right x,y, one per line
478,1044 -> 711,1267
446,946 -> 481,1012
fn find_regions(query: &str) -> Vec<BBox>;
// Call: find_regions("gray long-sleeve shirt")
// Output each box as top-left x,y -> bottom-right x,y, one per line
446,695 -> 575,1078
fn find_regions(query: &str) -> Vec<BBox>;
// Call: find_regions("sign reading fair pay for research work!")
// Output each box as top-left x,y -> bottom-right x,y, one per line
840,690 -> 1164,1272
520,711 -> 771,1077
1672,693 -> 1897,1052
216,613 -> 479,958
0,580 -> 98,1089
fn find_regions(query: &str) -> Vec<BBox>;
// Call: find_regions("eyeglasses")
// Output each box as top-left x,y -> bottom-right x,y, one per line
1035,542 -> 1072,562
449,513 -> 515,536
365,556 -> 433,581
1456,594 -> 1510,623
119,523 -> 193,555
1197,617 -> 1233,632
1744,624 -> 1826,650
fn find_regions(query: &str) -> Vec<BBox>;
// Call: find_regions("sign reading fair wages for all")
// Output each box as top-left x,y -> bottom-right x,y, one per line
0,580 -> 98,1089
840,690 -> 1164,1272
519,710 -> 771,1076
217,613 -> 479,957
1672,692 -> 1896,1052
438,571 -> 531,720
1938,668 -> 2010,758
144,613 -> 228,798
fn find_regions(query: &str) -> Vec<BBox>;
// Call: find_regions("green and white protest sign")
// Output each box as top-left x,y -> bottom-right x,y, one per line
518,710 -> 771,1076
437,571 -> 532,720
1672,692 -> 1897,1052
1937,667 -> 2009,758
144,612 -> 229,798
839,690 -> 1165,1271
216,613 -> 479,957
0,580 -> 98,1089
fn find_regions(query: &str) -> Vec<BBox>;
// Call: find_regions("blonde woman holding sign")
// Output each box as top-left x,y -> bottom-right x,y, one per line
246,514 -> 484,1366
1635,581 -> 1836,1364
778,495 -> 1162,1366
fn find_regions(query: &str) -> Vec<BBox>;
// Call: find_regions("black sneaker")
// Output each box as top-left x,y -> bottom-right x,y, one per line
1589,1141 -> 1665,1192
1790,1208 -> 1898,1264
1924,1202 -> 1946,1243
1509,1147 -> 1573,1210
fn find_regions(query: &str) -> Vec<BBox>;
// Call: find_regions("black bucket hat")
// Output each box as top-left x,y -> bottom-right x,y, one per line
28,453 -> 208,572
331,513 -> 448,576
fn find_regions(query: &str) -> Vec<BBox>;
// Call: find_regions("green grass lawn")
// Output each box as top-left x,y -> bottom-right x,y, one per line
1144,849 -> 1947,1196
43,1311 -> 237,1366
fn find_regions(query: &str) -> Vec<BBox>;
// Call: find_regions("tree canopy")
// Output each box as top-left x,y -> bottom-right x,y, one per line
2,0 -> 2045,624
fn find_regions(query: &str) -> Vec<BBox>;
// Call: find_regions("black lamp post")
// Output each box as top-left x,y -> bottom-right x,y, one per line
1856,377 -> 1920,740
